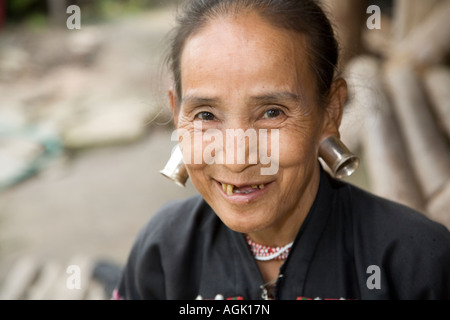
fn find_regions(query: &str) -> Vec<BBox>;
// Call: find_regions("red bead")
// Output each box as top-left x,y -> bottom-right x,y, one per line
245,235 -> 292,261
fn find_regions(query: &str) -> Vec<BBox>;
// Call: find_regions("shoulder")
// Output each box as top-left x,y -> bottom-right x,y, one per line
329,176 -> 450,268
343,181 -> 450,243
117,194 -> 216,299
339,181 -> 450,299
135,194 -> 214,249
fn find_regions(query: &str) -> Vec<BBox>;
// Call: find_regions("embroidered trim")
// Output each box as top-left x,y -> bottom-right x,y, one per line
245,235 -> 293,261
111,289 -> 123,300
195,294 -> 244,300
296,296 -> 350,300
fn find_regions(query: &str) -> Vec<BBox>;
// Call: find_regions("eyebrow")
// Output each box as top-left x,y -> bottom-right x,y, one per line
181,91 -> 302,106
181,95 -> 218,106
250,91 -> 302,104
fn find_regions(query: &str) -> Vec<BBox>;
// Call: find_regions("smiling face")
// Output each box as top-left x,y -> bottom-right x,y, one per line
171,12 -> 343,244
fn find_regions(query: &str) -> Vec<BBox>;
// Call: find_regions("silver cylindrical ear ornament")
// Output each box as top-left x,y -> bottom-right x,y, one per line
319,136 -> 360,179
160,145 -> 189,187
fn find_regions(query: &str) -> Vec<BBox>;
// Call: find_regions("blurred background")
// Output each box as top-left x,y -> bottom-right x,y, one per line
0,0 -> 448,299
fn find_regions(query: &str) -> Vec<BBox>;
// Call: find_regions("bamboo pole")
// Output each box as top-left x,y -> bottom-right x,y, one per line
392,0 -> 450,65
320,0 -> 366,67
392,0 -> 442,41
361,14 -> 392,58
427,181 -> 450,231
383,60 -> 450,199
345,56 -> 425,211
422,66 -> 450,140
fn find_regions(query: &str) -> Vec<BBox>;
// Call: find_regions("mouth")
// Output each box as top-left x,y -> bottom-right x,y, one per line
221,183 -> 266,195
215,179 -> 273,203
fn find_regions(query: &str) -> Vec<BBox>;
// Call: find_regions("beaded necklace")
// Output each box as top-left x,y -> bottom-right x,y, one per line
245,235 -> 294,261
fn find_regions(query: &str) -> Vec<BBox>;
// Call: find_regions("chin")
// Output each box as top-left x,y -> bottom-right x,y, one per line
214,206 -> 270,234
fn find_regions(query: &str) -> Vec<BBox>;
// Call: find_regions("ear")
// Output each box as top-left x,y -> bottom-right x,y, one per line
320,78 -> 347,139
168,88 -> 179,128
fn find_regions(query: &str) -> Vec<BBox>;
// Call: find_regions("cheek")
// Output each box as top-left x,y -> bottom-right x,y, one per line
176,120 -> 209,167
176,122 -> 218,194
277,124 -> 322,169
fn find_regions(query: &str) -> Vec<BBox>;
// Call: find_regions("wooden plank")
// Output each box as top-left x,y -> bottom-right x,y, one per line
47,255 -> 94,300
27,260 -> 63,300
0,257 -> 39,300
85,279 -> 108,300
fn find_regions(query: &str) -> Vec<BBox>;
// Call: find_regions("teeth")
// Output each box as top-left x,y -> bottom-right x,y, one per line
226,184 -> 234,196
221,183 -> 234,195
221,183 -> 265,195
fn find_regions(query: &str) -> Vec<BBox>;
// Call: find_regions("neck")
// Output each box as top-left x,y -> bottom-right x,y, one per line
248,164 -> 321,247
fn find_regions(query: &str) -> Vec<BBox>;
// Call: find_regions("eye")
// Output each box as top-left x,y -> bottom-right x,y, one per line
262,108 -> 283,119
195,111 -> 216,121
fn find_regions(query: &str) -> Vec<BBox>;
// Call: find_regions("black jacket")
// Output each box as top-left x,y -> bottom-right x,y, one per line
117,170 -> 450,300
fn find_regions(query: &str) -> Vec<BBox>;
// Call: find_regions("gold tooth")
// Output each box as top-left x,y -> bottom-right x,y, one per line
251,185 -> 258,189
222,183 -> 226,192
259,184 -> 265,189
227,184 -> 234,195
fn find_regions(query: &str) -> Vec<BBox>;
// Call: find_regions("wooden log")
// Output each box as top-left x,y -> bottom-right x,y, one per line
383,60 -> 450,199
345,56 -> 425,211
392,0 -> 442,41
361,14 -> 392,58
427,181 -> 450,231
392,0 -> 450,66
422,66 -> 450,140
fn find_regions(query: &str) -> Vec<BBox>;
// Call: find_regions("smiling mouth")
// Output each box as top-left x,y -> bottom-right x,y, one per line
220,182 -> 266,196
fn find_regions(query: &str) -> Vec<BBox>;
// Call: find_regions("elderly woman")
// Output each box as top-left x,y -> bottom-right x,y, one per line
116,0 -> 450,300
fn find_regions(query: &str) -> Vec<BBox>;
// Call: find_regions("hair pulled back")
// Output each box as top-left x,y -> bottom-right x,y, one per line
166,0 -> 339,106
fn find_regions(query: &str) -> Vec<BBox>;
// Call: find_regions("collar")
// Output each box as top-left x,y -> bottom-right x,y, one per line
227,168 -> 338,299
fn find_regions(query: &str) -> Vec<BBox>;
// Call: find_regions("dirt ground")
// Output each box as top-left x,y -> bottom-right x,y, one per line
0,127 -> 198,290
0,6 -> 199,295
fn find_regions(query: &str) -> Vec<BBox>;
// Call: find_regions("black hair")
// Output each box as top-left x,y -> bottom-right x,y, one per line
166,0 -> 339,106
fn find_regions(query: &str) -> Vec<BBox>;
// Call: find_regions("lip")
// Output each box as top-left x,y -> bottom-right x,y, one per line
214,179 -> 274,204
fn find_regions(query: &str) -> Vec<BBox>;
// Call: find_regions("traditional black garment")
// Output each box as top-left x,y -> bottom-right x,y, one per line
117,169 -> 450,300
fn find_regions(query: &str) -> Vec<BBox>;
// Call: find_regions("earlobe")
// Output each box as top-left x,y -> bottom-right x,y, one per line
161,90 -> 189,187
324,78 -> 348,134
168,89 -> 179,127
318,79 -> 359,179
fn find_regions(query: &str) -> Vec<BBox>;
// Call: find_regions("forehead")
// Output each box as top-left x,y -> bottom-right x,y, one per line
179,13 -> 314,99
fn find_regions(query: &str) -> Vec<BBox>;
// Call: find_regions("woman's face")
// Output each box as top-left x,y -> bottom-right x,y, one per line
172,13 -> 340,238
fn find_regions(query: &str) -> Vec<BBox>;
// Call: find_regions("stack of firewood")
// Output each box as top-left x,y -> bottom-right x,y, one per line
324,0 -> 450,230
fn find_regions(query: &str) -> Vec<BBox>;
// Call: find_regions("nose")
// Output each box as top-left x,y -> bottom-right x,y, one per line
221,125 -> 259,173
